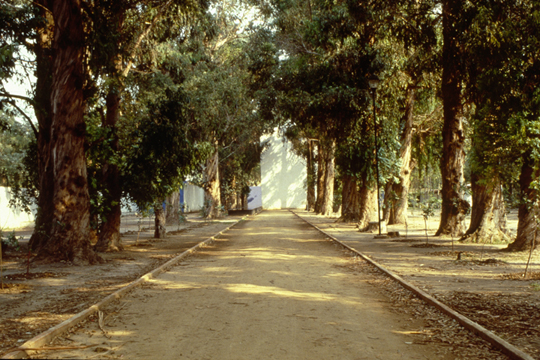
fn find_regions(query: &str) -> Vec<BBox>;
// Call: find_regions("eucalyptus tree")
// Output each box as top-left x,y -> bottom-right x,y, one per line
220,138 -> 266,210
463,0 -> 540,250
180,0 -> 268,219
121,76 -> 200,239
0,0 -> 208,261
87,0 -> 208,251
365,0 -> 441,226
432,0 -> 474,237
265,0 -> 384,217
0,1 -> 56,256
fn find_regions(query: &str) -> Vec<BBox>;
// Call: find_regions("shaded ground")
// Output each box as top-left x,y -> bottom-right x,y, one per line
28,211 -> 504,359
0,214 -> 242,355
0,210 -> 535,359
296,209 -> 540,359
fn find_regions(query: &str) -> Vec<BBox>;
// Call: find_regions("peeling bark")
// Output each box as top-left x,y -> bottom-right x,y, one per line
357,181 -> 377,231
203,143 -> 222,219
306,140 -> 316,211
436,0 -> 469,237
320,140 -> 336,216
338,174 -> 360,223
166,191 -> 180,225
461,173 -> 508,243
154,203 -> 167,238
383,85 -> 416,225
94,91 -> 122,252
508,155 -> 539,251
39,0 -> 98,264
315,142 -> 326,213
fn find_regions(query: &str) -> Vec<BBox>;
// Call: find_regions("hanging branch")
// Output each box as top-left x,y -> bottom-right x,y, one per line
0,99 -> 39,138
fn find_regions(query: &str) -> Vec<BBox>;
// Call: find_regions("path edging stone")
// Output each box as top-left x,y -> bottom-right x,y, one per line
1,217 -> 247,359
291,210 -> 534,360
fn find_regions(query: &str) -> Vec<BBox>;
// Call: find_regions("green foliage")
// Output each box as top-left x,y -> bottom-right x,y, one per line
0,111 -> 36,214
465,0 -> 540,190
123,84 -> 200,210
1,230 -> 20,251
421,196 -> 440,220
0,113 -> 31,187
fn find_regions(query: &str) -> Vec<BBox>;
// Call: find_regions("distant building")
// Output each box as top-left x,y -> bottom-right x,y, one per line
0,187 -> 36,229
260,129 -> 307,209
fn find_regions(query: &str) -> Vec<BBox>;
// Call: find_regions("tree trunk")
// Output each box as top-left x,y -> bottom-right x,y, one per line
357,181 -> 377,231
315,141 -> 326,213
29,0 -> 54,252
338,174 -> 360,223
383,85 -> 416,225
166,191 -> 180,225
38,0 -> 98,264
461,173 -> 508,243
154,203 -> 167,238
306,140 -> 316,211
508,155 -> 539,251
94,90 -> 122,252
242,194 -> 247,210
436,0 -> 469,237
320,140 -> 336,216
203,142 -> 222,219
228,176 -> 237,210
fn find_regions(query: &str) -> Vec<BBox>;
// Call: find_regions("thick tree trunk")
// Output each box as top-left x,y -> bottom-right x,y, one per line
29,0 -> 54,252
154,203 -> 167,238
338,174 -> 360,223
94,91 -> 122,252
508,155 -> 539,251
306,140 -> 316,211
436,0 -> 469,237
203,143 -> 222,219
383,85 -> 416,225
315,142 -> 326,213
38,0 -> 98,263
166,191 -> 180,225
320,140 -> 336,216
357,182 -> 377,231
461,173 -> 508,243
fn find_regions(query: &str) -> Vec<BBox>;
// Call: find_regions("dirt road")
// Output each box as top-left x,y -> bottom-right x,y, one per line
33,211 -> 474,359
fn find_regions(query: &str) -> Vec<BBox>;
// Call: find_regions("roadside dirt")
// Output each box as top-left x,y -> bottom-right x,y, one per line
296,209 -> 540,359
0,209 -> 537,359
25,211 -> 504,359
0,214 -> 242,356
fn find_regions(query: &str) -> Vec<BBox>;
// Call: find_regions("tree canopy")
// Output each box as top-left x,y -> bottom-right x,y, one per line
1,0 -> 540,261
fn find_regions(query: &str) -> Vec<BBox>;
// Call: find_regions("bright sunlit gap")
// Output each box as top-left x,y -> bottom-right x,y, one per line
224,283 -> 363,307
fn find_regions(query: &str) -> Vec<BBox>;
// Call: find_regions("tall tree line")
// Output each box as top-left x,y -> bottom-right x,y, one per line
0,0 -> 271,262
251,0 -> 540,251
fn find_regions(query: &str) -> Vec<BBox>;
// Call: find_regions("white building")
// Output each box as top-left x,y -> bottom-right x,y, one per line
0,187 -> 36,230
260,129 -> 307,209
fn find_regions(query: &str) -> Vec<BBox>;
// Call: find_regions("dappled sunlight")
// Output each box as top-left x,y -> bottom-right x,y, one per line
201,267 -> 244,273
236,231 -> 283,236
145,279 -> 206,289
223,283 -> 363,307
107,329 -> 136,337
218,249 -> 337,263
268,270 -> 295,276
18,313 -> 66,324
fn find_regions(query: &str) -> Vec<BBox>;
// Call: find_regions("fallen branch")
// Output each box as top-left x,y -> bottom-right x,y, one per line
20,344 -> 98,351
98,311 -> 110,339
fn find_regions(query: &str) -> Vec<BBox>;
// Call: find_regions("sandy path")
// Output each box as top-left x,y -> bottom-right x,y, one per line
35,210 -> 445,360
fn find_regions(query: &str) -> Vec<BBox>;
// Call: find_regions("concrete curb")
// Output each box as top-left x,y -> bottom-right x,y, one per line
1,217 -> 248,359
291,211 -> 534,360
